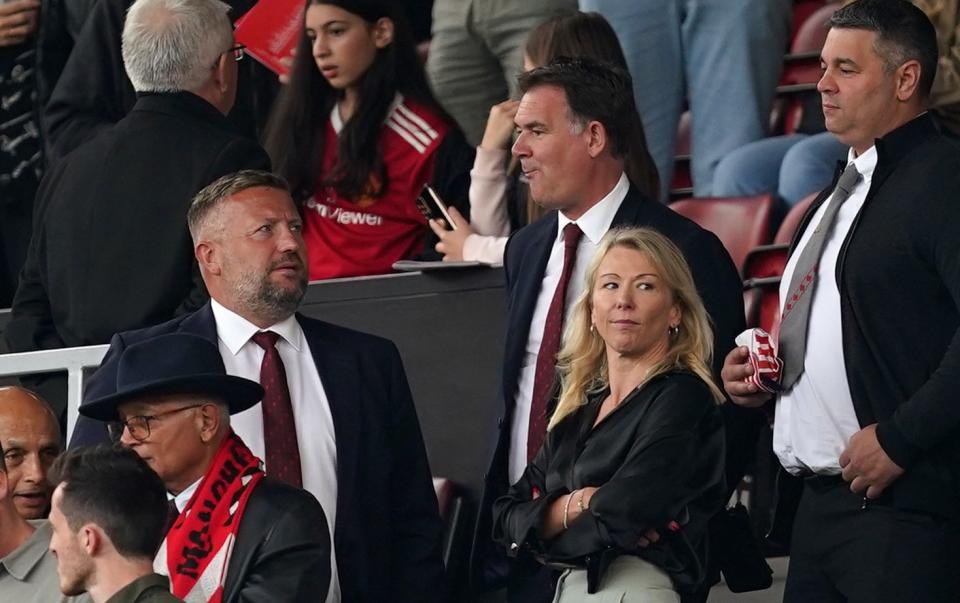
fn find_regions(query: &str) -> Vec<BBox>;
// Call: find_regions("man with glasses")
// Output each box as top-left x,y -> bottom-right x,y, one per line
6,0 -> 270,425
72,170 -> 448,603
79,332 -> 331,602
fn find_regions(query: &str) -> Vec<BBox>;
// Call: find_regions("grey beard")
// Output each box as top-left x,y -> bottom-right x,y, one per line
236,273 -> 306,325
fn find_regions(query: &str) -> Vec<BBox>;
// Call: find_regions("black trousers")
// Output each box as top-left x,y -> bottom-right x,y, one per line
784,475 -> 960,602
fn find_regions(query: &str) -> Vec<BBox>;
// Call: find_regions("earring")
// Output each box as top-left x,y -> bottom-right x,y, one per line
590,324 -> 596,333
668,324 -> 680,337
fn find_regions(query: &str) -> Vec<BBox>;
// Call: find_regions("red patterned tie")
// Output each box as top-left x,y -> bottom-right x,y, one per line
527,223 -> 583,461
251,331 -> 303,487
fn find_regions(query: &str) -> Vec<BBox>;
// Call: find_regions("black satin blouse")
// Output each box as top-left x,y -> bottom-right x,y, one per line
492,370 -> 726,593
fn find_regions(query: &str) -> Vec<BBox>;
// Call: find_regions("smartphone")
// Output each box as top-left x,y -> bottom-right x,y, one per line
415,184 -> 457,231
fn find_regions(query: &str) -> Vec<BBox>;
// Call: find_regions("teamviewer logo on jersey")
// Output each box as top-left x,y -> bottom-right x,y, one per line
305,197 -> 384,227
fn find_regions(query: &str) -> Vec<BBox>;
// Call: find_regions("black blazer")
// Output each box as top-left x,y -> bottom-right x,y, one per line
225,476 -> 331,602
471,185 -> 749,591
5,92 -> 270,354
42,0 -> 274,161
73,303 -> 448,602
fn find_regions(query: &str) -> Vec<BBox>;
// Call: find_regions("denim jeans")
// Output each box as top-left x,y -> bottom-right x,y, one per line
579,0 -> 792,200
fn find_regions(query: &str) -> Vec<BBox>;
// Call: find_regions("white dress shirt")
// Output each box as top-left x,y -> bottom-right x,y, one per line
508,173 -> 630,484
773,146 -> 877,475
210,300 -> 341,602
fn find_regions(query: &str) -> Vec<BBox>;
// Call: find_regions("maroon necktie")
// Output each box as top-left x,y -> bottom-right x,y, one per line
251,331 -> 303,487
527,223 -> 584,461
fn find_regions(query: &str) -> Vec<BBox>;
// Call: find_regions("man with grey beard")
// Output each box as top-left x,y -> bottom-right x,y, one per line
71,170 -> 447,603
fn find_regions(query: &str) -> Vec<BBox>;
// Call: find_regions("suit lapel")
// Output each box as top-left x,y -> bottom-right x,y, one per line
295,315 -> 362,534
502,214 -> 557,405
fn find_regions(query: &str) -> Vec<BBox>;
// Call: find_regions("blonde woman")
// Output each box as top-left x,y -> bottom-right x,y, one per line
492,227 -> 726,601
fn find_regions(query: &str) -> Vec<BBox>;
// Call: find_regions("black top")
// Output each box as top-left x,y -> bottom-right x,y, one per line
492,370 -> 726,594
786,113 -> 960,519
5,92 -> 269,353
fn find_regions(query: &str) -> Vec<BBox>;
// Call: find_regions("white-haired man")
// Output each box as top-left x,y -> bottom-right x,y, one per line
6,0 -> 270,422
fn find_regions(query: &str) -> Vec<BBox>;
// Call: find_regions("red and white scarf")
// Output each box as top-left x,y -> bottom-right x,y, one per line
154,431 -> 264,603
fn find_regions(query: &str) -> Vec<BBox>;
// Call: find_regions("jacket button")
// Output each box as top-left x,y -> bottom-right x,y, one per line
497,416 -> 504,428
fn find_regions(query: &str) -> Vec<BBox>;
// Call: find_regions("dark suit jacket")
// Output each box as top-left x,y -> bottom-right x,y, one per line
5,92 -> 269,354
42,0 -> 275,161
224,476 -> 331,602
471,185 -> 751,593
74,303 -> 448,602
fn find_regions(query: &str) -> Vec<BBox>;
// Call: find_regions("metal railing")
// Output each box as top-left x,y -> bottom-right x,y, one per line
0,345 -> 109,443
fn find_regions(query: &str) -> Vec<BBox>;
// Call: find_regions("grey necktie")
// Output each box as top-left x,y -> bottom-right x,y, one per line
779,163 -> 862,389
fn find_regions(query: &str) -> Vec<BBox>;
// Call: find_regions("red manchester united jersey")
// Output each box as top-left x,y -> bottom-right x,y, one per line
303,95 -> 448,280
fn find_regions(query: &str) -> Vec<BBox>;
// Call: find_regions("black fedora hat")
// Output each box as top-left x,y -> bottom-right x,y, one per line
81,333 -> 264,422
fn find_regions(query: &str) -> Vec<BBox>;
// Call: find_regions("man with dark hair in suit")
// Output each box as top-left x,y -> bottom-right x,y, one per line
47,446 -> 182,602
470,56 -> 754,602
5,0 -> 269,421
72,169 -> 448,603
77,334 -> 330,602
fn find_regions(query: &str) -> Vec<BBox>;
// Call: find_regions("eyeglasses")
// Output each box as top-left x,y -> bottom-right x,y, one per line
108,404 -> 202,442
226,44 -> 246,62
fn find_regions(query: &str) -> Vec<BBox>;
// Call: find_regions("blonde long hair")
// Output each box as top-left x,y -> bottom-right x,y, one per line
548,227 -> 724,430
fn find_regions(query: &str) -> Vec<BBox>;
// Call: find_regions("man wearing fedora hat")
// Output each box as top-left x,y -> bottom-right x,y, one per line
80,333 -> 331,603
72,169 -> 446,602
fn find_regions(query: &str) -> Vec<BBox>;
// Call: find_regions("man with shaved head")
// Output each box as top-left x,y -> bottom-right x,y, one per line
0,438 -> 89,602
0,387 -> 61,519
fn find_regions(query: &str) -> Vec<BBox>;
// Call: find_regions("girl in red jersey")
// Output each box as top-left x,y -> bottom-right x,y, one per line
264,0 -> 472,280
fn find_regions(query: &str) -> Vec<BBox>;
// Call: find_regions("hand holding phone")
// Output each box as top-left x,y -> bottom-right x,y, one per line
415,184 -> 457,231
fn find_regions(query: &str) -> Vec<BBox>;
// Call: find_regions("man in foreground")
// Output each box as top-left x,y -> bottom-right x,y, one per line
80,333 -> 331,602
48,446 -> 182,602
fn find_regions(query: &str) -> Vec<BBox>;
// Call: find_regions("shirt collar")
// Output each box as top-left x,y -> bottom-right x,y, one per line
847,144 -> 878,182
331,93 -> 403,134
557,172 -> 630,245
105,573 -> 172,603
210,299 -> 303,355
1,520 -> 50,581
173,478 -> 202,513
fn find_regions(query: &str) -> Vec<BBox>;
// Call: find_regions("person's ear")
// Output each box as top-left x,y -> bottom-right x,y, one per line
212,53 -> 231,95
195,239 -> 222,276
584,120 -> 608,159
197,404 -> 222,443
895,59 -> 922,102
80,524 -> 101,556
371,17 -> 394,49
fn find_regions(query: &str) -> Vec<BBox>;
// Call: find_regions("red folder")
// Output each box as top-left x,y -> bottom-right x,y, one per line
234,0 -> 305,76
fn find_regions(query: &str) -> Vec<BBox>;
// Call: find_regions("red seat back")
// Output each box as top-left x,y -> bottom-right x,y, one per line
669,194 -> 776,274
775,191 -> 818,244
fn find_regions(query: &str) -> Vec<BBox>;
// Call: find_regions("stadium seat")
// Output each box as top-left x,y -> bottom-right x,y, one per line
742,192 -> 818,332
669,194 -> 777,274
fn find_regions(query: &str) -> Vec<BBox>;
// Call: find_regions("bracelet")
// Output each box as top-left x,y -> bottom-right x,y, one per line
562,492 -> 574,530
576,489 -> 586,514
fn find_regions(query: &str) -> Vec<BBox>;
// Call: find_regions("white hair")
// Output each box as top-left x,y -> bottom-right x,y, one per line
122,0 -> 233,93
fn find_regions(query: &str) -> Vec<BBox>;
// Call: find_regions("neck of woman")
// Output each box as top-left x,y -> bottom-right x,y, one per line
606,347 -> 668,405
